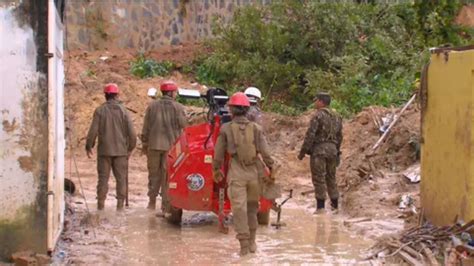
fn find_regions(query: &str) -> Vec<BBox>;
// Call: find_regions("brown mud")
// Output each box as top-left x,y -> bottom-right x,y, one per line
58,47 -> 421,263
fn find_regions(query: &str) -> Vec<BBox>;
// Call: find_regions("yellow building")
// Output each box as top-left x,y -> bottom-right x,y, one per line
421,46 -> 474,225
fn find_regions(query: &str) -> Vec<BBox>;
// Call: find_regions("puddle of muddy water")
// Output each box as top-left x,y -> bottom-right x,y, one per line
117,206 -> 373,265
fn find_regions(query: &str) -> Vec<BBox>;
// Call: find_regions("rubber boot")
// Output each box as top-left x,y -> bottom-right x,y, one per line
97,200 -> 105,211
117,199 -> 124,211
314,199 -> 325,214
239,239 -> 250,256
330,198 -> 339,214
147,197 -> 156,210
249,230 -> 257,253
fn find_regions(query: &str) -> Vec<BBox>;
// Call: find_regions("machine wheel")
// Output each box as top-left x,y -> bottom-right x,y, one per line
167,207 -> 183,225
257,211 -> 270,225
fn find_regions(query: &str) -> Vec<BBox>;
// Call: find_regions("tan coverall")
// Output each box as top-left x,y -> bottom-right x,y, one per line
86,99 -> 137,202
213,116 -> 274,246
141,95 -> 187,209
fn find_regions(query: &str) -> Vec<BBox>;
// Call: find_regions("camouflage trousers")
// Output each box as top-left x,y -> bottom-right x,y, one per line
147,150 -> 168,201
228,179 -> 260,240
310,155 -> 339,200
97,156 -> 128,201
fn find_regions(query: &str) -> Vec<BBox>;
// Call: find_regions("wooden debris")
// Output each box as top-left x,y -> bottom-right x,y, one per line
421,243 -> 439,266
372,94 -> 417,150
399,250 -> 423,266
343,217 -> 372,226
368,219 -> 474,264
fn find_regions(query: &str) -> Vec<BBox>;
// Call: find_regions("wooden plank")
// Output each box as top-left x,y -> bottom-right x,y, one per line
398,251 -> 423,266
372,94 -> 416,150
421,243 -> 439,266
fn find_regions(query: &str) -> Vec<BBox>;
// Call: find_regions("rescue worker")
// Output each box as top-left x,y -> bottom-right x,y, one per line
213,92 -> 275,256
85,83 -> 137,211
245,86 -> 263,125
245,87 -> 280,203
141,80 -> 187,211
147,87 -> 158,100
298,92 -> 343,214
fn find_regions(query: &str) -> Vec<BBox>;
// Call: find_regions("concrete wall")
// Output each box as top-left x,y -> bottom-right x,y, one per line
0,0 -> 49,260
65,0 -> 269,51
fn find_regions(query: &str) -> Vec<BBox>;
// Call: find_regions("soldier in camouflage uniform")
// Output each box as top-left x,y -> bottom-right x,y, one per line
213,92 -> 274,256
298,92 -> 343,214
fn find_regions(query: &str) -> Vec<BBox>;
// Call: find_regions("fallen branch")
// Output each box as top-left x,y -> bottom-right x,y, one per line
372,94 -> 417,150
126,106 -> 138,113
421,243 -> 439,266
398,250 -> 423,266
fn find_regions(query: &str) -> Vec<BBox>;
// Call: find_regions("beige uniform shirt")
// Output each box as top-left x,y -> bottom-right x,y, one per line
141,96 -> 187,151
213,116 -> 274,181
86,99 -> 137,156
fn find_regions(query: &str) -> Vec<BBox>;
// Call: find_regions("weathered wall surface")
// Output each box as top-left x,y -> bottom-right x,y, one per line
66,0 -> 269,51
0,0 -> 49,260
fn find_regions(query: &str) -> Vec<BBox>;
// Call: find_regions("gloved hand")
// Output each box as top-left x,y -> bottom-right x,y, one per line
297,152 -> 305,161
213,169 -> 224,183
264,168 -> 275,184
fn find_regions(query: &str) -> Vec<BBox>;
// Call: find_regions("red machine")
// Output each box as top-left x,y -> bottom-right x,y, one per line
164,88 -> 273,232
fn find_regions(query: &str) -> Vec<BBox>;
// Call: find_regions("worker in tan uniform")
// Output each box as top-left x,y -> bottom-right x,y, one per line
245,86 -> 281,202
86,83 -> 137,211
141,80 -> 187,211
298,92 -> 343,214
213,92 -> 275,256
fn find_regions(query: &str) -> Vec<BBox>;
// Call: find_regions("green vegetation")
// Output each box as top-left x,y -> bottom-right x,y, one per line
194,1 -> 472,116
130,54 -> 175,79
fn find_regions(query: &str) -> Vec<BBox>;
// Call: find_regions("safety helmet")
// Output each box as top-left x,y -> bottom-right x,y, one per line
228,92 -> 250,107
148,87 -> 157,97
160,80 -> 178,92
244,87 -> 261,99
104,83 -> 119,94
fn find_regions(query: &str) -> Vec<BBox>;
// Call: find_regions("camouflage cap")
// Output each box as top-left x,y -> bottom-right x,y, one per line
313,92 -> 331,101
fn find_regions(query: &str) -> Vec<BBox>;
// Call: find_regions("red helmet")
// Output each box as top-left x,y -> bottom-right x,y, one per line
104,83 -> 119,94
228,92 -> 250,107
160,80 -> 178,92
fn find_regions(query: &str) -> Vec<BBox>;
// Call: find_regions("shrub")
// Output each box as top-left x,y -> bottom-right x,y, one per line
130,54 -> 175,79
194,1 -> 472,115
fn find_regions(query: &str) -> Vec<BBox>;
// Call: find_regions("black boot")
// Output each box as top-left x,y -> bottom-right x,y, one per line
330,198 -> 338,210
314,199 -> 325,214
317,198 -> 325,209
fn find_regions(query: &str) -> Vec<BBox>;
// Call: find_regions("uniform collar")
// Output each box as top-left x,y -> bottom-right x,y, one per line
161,95 -> 174,101
232,116 -> 250,123
106,99 -> 120,104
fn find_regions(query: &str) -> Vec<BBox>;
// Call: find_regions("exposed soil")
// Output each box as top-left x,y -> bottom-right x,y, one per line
59,47 -> 421,263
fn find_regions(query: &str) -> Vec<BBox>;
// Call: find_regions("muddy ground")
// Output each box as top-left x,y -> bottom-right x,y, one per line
56,47 -> 421,264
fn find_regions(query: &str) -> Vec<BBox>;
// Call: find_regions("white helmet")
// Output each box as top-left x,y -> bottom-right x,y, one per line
148,87 -> 157,97
244,86 -> 262,100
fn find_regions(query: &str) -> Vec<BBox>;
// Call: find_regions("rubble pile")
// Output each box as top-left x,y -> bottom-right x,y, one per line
368,220 -> 474,265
